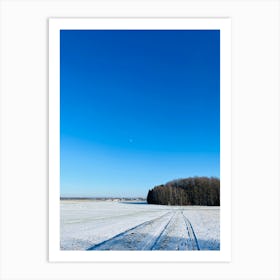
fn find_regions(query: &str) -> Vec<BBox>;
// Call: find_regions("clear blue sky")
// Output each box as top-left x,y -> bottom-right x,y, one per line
60,30 -> 220,198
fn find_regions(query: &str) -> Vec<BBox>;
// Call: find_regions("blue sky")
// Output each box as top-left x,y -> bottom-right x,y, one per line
60,30 -> 220,198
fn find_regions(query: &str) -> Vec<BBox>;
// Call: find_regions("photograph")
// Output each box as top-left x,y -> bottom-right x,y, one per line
59,28 -> 220,251
1,0 -> 279,277
49,18 -> 231,262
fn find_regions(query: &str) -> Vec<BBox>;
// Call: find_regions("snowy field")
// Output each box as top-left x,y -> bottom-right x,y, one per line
60,200 -> 220,251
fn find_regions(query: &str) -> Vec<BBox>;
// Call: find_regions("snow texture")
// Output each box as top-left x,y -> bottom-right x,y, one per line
60,201 -> 220,251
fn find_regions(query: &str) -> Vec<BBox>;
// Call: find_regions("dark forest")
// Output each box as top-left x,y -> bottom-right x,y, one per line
147,177 -> 220,206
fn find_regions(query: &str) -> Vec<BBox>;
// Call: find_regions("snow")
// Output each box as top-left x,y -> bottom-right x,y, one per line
60,200 -> 220,251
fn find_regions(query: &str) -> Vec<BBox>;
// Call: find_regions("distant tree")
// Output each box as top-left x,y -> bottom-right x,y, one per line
146,176 -> 220,206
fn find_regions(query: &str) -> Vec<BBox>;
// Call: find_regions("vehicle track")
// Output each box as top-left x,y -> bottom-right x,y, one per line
87,211 -> 174,250
182,212 -> 200,250
151,211 -> 199,250
87,210 -> 200,251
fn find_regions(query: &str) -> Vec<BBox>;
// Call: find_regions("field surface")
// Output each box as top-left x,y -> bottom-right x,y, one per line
60,200 -> 220,251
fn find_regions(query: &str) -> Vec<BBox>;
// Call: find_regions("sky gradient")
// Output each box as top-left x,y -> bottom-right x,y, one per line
60,30 -> 220,198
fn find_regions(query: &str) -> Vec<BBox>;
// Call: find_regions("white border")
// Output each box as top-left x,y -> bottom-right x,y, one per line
49,18 -> 231,262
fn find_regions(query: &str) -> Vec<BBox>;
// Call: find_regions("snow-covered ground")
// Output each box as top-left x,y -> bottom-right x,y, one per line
60,200 -> 220,250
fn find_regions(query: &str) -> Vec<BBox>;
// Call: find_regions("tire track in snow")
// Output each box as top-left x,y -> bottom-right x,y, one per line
150,211 -> 177,250
87,211 -> 174,250
182,212 -> 200,250
152,211 -> 198,250
87,210 -> 200,251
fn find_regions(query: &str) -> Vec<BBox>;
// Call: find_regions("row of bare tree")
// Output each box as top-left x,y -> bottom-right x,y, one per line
147,177 -> 220,206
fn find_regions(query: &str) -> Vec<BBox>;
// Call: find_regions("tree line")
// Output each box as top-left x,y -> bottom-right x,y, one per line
147,176 -> 220,206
